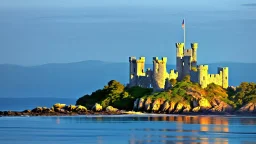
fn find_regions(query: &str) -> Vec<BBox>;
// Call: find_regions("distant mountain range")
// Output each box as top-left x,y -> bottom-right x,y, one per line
0,61 -> 255,98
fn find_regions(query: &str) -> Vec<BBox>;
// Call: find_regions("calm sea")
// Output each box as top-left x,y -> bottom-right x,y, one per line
0,98 -> 256,144
0,115 -> 256,144
0,98 -> 77,111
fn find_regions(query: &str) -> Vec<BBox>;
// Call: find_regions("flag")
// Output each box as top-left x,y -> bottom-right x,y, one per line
182,19 -> 185,29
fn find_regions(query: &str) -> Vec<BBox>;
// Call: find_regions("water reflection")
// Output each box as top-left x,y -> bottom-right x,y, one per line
45,115 -> 256,144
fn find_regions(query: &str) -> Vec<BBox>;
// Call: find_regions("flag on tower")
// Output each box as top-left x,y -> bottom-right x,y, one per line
182,19 -> 185,29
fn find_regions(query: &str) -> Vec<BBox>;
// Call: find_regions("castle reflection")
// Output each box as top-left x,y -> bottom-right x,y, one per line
48,115 -> 231,144
128,115 -> 229,144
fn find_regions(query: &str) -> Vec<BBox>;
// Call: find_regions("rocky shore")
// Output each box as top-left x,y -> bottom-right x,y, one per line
0,103 -> 141,117
1,100 -> 256,117
132,97 -> 256,115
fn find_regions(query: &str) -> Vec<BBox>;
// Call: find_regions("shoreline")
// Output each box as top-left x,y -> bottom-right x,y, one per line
1,110 -> 256,117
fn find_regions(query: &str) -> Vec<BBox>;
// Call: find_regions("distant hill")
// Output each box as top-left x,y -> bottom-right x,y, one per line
0,61 -> 255,98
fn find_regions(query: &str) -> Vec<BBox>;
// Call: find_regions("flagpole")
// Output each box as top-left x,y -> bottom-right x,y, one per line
184,18 -> 185,50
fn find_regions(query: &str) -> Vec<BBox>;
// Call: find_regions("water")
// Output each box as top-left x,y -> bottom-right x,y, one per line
0,115 -> 256,144
0,98 -> 77,111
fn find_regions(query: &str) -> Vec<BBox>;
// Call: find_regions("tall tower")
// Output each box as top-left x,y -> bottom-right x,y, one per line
152,57 -> 168,91
191,43 -> 198,67
129,57 -> 146,87
176,43 -> 184,81
197,65 -> 209,88
218,67 -> 229,88
129,57 -> 137,87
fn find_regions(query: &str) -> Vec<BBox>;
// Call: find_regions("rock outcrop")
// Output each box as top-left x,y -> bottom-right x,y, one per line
198,98 -> 212,110
238,103 -> 256,113
160,101 -> 170,112
132,97 -> 236,114
138,98 -> 145,110
133,98 -> 139,110
92,103 -> 103,112
144,98 -> 152,111
106,106 -> 118,112
76,105 -> 87,112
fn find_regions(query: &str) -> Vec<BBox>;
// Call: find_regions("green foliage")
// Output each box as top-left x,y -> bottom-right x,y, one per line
228,82 -> 256,108
76,79 -> 256,111
125,86 -> 153,98
76,80 -> 152,110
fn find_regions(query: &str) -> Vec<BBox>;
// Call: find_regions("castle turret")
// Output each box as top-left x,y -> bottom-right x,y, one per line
218,67 -> 229,88
176,43 -> 184,81
191,43 -> 198,67
197,65 -> 209,88
129,57 -> 146,87
176,43 -> 184,58
191,43 -> 198,62
183,56 -> 191,78
152,57 -> 168,91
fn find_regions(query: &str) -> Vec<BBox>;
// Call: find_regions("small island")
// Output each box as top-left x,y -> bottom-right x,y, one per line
1,40 -> 256,116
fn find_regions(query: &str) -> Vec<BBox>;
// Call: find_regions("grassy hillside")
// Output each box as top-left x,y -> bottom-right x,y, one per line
76,77 -> 256,111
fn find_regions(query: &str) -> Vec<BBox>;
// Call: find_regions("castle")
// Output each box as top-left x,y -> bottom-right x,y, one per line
128,42 -> 228,91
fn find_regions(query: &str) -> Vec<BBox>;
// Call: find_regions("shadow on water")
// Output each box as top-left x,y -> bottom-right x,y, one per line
42,115 -> 256,144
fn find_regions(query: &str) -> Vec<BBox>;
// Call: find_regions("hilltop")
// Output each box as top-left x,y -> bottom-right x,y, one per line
76,77 -> 256,114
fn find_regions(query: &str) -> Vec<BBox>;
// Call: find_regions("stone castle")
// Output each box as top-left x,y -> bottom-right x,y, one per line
128,42 -> 228,91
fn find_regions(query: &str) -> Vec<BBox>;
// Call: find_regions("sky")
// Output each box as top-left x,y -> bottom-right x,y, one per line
0,0 -> 256,65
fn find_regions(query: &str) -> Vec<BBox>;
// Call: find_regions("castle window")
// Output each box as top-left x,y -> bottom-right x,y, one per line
203,76 -> 205,80
142,69 -> 144,73
225,76 -> 227,79
183,62 -> 184,66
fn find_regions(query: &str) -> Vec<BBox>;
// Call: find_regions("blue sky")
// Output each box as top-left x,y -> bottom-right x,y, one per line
0,0 -> 255,65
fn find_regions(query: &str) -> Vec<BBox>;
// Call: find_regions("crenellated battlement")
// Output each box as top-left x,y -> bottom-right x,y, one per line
129,56 -> 137,62
153,57 -> 167,63
197,65 -> 209,70
129,57 -> 145,63
191,43 -> 198,49
136,57 -> 145,63
184,49 -> 192,56
129,39 -> 228,90
176,43 -> 184,48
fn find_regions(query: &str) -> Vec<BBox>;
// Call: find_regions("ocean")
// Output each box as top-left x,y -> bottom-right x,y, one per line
0,115 -> 256,144
0,98 -> 77,111
0,98 -> 256,144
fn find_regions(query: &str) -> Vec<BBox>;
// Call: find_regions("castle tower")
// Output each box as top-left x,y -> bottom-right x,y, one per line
191,43 -> 198,67
129,57 -> 146,87
176,43 -> 184,81
218,67 -> 229,88
152,57 -> 168,91
182,56 -> 192,78
197,65 -> 209,88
